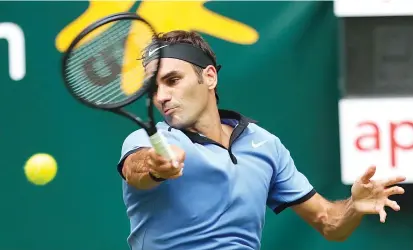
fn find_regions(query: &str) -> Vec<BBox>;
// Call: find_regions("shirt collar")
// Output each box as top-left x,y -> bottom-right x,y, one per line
167,109 -> 257,145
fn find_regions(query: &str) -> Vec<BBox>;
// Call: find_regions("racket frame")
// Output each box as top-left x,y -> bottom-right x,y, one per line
61,12 -> 162,135
61,12 -> 178,163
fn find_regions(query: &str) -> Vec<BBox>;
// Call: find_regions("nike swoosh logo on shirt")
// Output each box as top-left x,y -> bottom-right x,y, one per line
251,140 -> 268,148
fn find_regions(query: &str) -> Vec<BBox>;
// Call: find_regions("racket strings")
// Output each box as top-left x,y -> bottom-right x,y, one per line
64,19 -> 141,105
67,27 -> 127,80
66,22 -> 129,76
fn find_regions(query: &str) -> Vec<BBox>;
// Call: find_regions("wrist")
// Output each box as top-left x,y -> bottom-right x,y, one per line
349,196 -> 365,217
143,152 -> 166,182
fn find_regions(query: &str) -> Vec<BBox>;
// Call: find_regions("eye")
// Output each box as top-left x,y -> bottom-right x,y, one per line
167,77 -> 180,86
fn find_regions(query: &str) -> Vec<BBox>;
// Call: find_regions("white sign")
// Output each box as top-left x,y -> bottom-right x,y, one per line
0,22 -> 25,81
339,97 -> 413,184
334,0 -> 413,17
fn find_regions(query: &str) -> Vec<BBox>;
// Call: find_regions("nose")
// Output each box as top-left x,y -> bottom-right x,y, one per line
155,84 -> 172,105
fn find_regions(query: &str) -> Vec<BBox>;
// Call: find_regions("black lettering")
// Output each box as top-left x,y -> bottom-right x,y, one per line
83,45 -> 121,86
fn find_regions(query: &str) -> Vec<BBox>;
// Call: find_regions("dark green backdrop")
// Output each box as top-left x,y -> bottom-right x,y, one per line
1,1 -> 411,250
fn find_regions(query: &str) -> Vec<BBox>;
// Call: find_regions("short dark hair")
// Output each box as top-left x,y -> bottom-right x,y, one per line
144,30 -> 219,103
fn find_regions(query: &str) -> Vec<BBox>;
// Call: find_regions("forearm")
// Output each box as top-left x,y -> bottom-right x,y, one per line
320,198 -> 363,241
122,149 -> 160,190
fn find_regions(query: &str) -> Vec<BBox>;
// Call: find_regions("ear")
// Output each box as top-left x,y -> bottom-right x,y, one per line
203,65 -> 217,90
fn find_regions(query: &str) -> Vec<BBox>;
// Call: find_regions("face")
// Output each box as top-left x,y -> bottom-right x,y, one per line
145,58 -> 217,129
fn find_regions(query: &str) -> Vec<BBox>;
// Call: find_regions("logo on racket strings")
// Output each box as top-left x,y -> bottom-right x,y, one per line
83,47 -> 121,87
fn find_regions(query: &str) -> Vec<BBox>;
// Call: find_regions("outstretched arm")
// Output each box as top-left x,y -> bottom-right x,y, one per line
293,193 -> 361,241
292,166 -> 405,242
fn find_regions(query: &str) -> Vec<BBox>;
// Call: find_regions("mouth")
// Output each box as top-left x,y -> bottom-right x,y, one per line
163,107 -> 176,115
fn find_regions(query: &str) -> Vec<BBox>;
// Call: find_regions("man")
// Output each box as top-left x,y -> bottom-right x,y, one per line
117,30 -> 406,250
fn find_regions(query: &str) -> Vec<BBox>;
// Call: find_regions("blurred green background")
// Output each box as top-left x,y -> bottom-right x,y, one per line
0,1 -> 411,250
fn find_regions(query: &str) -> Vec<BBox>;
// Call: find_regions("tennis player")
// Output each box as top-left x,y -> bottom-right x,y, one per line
117,30 -> 406,250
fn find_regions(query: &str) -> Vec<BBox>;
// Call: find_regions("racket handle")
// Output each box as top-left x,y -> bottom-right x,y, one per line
149,131 -> 176,161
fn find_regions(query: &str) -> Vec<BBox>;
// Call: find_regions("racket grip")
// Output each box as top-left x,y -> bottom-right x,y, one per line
149,131 -> 176,161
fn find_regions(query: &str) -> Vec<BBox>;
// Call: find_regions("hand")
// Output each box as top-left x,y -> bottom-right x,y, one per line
147,145 -> 185,180
351,165 -> 406,223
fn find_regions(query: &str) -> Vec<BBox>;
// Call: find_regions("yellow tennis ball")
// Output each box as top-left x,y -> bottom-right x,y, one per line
24,153 -> 58,185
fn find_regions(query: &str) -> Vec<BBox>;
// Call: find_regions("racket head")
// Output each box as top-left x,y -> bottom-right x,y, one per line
61,12 -> 161,110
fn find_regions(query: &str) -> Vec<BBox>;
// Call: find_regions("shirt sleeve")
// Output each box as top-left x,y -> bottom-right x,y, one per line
267,137 -> 316,214
116,129 -> 153,179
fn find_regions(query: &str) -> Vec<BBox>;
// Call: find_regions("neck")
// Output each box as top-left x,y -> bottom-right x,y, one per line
188,105 -> 233,148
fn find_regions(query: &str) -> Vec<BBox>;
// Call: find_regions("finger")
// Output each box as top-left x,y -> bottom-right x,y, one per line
385,186 -> 405,196
156,161 -> 181,172
170,145 -> 185,161
167,167 -> 184,179
171,160 -> 180,168
382,176 -> 406,187
360,166 -> 376,184
156,162 -> 183,177
150,166 -> 180,179
379,208 -> 387,223
167,163 -> 184,177
147,158 -> 154,168
385,199 -> 400,211
150,148 -> 170,165
176,151 -> 186,163
148,156 -> 169,170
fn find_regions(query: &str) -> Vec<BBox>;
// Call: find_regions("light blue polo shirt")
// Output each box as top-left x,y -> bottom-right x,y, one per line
117,109 -> 315,250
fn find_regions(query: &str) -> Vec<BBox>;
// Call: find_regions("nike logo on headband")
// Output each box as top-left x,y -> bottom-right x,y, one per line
143,43 -> 220,71
148,45 -> 168,57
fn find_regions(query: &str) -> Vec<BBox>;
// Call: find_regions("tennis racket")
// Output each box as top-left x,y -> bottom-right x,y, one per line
61,12 -> 176,161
